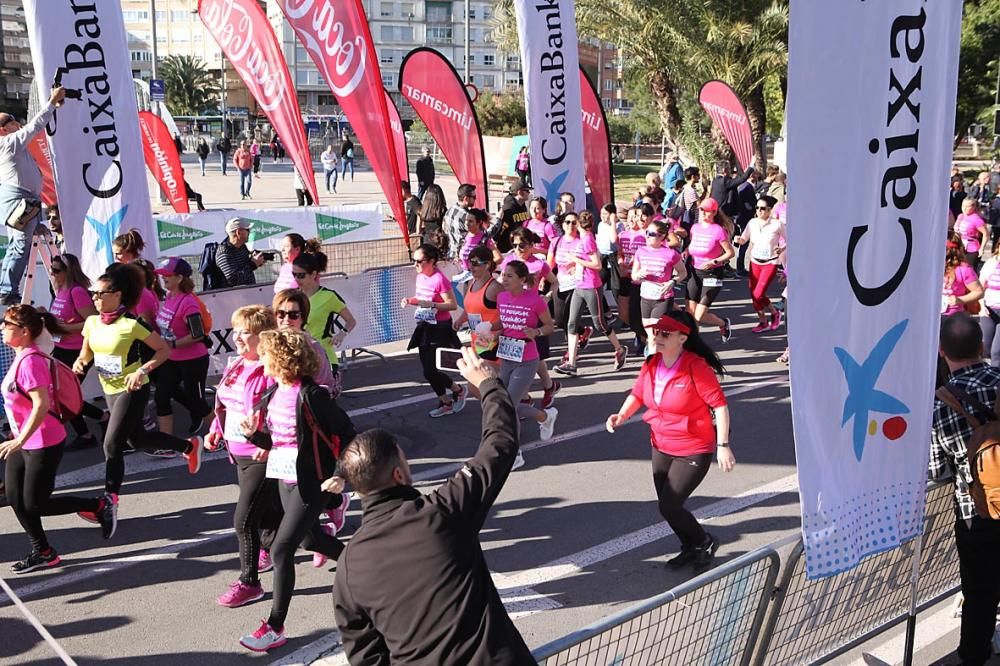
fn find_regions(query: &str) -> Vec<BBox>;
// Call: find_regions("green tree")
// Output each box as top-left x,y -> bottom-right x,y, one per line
955,0 -> 1000,147
473,90 -> 527,136
159,55 -> 219,117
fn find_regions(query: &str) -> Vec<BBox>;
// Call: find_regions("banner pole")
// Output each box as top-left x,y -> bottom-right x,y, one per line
902,531 -> 924,666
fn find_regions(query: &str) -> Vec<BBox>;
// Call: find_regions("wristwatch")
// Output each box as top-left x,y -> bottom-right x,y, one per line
717,442 -> 729,448
137,366 -> 149,376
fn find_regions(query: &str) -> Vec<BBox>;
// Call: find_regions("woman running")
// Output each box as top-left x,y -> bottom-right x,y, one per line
2,305 -> 112,573
524,197 -> 559,257
73,263 -> 203,535
401,244 -> 467,418
556,211 -> 628,375
632,220 -> 687,352
734,196 -> 786,333
618,209 -> 649,354
454,245 -> 502,363
978,243 -> 1000,366
292,251 -> 357,397
44,253 -> 106,449
458,208 -> 500,272
495,260 -> 558,459
606,311 -> 733,572
956,197 -> 988,271
274,233 -> 311,293
271,290 -> 337,394
152,258 -> 212,438
548,212 -> 581,336
942,234 -> 984,317
209,305 -> 278,607
238,329 -> 354,652
686,198 -> 736,342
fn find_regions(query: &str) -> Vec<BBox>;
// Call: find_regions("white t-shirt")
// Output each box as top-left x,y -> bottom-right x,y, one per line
740,217 -> 787,264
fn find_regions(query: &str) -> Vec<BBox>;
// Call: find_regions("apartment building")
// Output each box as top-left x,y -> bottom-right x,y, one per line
0,0 -> 31,120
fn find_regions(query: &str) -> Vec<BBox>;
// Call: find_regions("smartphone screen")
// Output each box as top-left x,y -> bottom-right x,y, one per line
436,347 -> 464,373
186,313 -> 205,339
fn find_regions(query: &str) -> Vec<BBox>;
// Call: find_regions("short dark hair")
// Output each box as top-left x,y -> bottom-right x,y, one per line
684,166 -> 700,180
457,183 -> 476,199
940,313 -> 983,362
338,429 -> 403,494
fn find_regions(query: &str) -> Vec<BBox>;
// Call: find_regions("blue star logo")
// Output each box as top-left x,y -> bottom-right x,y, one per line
834,319 -> 911,461
87,205 -> 128,266
540,170 -> 569,206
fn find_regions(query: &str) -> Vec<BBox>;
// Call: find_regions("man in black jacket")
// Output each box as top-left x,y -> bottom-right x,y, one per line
414,146 -> 435,200
334,348 -> 532,665
709,162 -> 755,219
493,180 -> 531,253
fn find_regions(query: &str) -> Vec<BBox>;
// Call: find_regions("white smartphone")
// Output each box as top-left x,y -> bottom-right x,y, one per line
436,347 -> 464,373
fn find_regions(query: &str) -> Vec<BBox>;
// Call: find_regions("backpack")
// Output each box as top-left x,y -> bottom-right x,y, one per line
12,351 -> 84,423
935,384 -> 1000,519
199,242 -> 228,291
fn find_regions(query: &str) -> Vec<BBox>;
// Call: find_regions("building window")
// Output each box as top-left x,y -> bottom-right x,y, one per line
483,54 -> 495,66
380,2 -> 394,17
380,49 -> 395,64
122,10 -> 150,22
604,79 -> 612,91
479,74 -> 495,89
155,10 -> 166,21
171,10 -> 188,21
400,2 -> 414,18
318,94 -> 337,106
465,6 -> 476,19
506,54 -> 519,67
427,25 -> 452,44
425,1 -> 451,23
481,5 -> 492,19
466,54 -> 476,65
603,98 -> 612,110
468,28 -> 482,43
382,73 -> 396,89
381,25 -> 414,42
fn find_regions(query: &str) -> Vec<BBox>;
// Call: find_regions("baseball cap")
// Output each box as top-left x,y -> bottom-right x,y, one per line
699,198 -> 719,212
155,257 -> 193,277
510,180 -> 529,194
651,315 -> 691,336
225,217 -> 252,234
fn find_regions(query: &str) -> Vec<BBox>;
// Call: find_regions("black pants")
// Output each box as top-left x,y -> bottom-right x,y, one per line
50,346 -> 105,439
296,189 -> 314,207
233,456 -> 274,585
267,483 -> 344,630
651,449 -> 713,549
553,287 -> 572,331
418,344 -> 454,397
955,517 -> 1000,665
628,283 -> 646,342
104,385 -> 192,495
6,443 -> 99,552
154,356 -> 212,420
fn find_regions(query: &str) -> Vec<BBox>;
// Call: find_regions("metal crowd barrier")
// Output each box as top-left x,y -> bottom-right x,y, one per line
534,481 -> 962,666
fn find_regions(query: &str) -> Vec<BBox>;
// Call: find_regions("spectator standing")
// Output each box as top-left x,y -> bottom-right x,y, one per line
415,146 -> 435,199
951,176 -> 969,220
334,348 -> 534,665
402,181 -> 420,235
269,135 -> 278,163
250,139 -> 262,179
417,184 -> 448,249
444,184 -> 477,260
293,169 -> 314,207
216,218 -> 268,287
340,133 -> 355,182
217,134 -> 232,176
196,139 -> 210,177
515,145 -> 531,187
321,144 -> 338,194
233,141 -> 253,200
494,181 -> 531,254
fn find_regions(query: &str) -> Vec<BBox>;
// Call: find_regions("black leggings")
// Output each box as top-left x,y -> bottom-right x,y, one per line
552,287 -> 572,331
628,283 -> 646,342
418,343 -> 454,398
267,483 -> 345,630
154,355 -> 212,420
104,385 -> 192,495
5,443 -> 100,552
50,346 -> 105,439
233,456 -> 274,585
651,448 -> 713,549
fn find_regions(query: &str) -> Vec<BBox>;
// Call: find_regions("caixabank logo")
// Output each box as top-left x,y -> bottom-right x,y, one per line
833,319 -> 911,462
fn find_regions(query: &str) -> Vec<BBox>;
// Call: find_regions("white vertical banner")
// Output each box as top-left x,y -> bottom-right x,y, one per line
787,1 -> 961,579
24,1 -> 153,279
512,0 -> 586,208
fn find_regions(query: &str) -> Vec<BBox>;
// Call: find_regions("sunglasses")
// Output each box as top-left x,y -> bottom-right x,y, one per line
291,271 -> 308,280
90,289 -> 118,298
756,206 -> 770,211
645,231 -> 662,238
512,243 -> 528,249
0,117 -> 15,128
654,329 -> 678,338
469,259 -> 490,267
414,258 -> 430,265
49,265 -> 65,274
275,310 -> 302,320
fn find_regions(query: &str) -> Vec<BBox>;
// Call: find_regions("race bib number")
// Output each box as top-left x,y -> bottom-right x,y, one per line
415,307 -> 437,323
702,277 -> 723,288
224,410 -> 246,443
751,246 -> 775,262
640,281 -> 668,301
558,270 -> 578,292
265,446 -> 298,482
467,313 -> 483,329
94,353 -> 123,378
161,327 -> 177,343
497,336 -> 526,362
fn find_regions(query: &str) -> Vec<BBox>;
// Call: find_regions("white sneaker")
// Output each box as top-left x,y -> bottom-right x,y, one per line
239,620 -> 287,652
512,451 -> 526,470
539,408 -> 558,441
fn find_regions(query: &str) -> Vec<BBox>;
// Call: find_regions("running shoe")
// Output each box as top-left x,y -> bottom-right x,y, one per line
428,402 -> 455,418
666,546 -> 697,569
79,492 -> 116,525
520,395 -> 535,408
217,580 -> 265,608
97,493 -> 118,540
186,416 -> 210,438
578,326 -> 594,351
313,524 -> 336,567
451,384 -> 467,414
692,532 -> 719,573
770,309 -> 783,331
539,407 -> 558,441
751,322 -> 769,334
511,451 -> 526,471
239,620 -> 287,652
258,549 -> 273,573
614,347 -> 629,371
142,449 -> 178,458
184,436 -> 204,474
553,362 -> 577,377
720,318 -> 733,343
631,337 -> 646,356
541,380 -> 561,409
326,492 -> 351,535
560,351 -> 569,365
10,548 -> 61,574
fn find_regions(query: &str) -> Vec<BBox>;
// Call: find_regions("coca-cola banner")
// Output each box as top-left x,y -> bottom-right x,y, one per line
138,112 -> 189,214
27,134 -> 56,207
399,48 -> 488,210
579,67 -> 613,212
384,89 -> 409,184
699,81 -> 754,171
275,0 -> 409,243
199,0 -> 318,205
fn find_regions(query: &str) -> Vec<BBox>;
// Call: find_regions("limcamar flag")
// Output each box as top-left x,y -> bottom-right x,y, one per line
699,81 -> 754,172
579,67 -> 613,212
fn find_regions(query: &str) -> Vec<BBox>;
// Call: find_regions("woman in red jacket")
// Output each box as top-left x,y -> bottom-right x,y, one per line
606,311 -> 734,572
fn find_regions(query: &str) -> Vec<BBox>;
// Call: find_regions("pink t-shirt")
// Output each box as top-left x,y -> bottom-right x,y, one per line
619,228 -> 647,267
942,262 -> 979,316
553,235 -> 581,272
688,222 -> 730,270
574,234 -> 602,290
215,358 -> 265,458
497,290 -> 547,362
956,213 -> 987,254
50,284 -> 92,350
156,292 -> 209,362
2,348 -> 66,449
274,262 -> 298,293
267,382 -> 300,449
129,288 -> 160,324
500,254 -> 551,293
414,270 -> 452,323
524,218 -> 558,254
635,245 -> 682,283
459,232 -> 496,270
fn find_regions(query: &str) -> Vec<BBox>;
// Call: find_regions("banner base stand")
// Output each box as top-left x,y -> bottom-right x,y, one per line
343,347 -> 386,367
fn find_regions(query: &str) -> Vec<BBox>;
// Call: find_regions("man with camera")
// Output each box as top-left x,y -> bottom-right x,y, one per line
0,85 -> 65,305
215,217 -> 270,287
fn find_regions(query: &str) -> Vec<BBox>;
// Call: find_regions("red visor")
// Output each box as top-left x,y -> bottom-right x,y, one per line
651,316 -> 691,336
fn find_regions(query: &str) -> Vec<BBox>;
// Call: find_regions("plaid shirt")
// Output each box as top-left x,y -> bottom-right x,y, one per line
930,362 -> 1000,520
443,203 -> 468,259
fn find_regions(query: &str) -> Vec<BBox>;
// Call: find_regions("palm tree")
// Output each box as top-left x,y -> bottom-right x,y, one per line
159,54 -> 219,117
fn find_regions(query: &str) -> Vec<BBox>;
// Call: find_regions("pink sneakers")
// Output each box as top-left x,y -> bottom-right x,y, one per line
326,493 -> 351,535
217,580 -> 265,608
258,549 -> 273,573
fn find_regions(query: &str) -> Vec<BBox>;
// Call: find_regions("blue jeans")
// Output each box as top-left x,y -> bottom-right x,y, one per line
198,157 -> 206,176
324,167 -> 338,192
0,184 -> 40,298
341,157 -> 353,181
220,153 -> 228,175
239,169 -> 252,197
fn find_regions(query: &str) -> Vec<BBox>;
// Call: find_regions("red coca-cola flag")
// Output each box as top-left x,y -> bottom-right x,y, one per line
579,67 -> 614,213
699,81 -> 754,171
137,111 -> 189,214
199,0 -> 318,205
27,135 -> 56,207
275,0 -> 407,243
385,89 -> 409,185
399,48 -> 487,210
